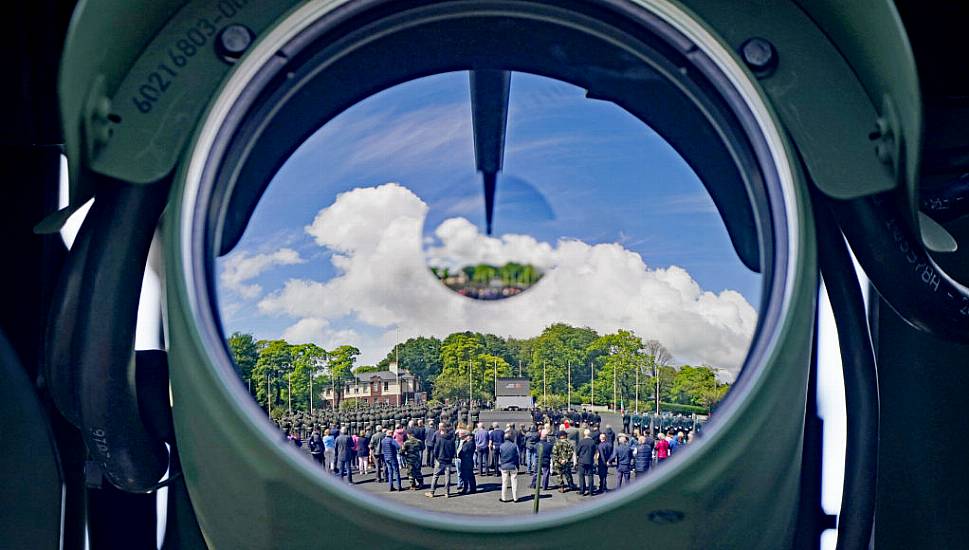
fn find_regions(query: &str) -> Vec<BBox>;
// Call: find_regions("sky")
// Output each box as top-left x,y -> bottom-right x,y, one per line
216,71 -> 761,377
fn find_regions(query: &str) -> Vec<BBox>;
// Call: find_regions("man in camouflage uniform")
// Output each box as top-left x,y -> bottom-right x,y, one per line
552,430 -> 577,492
401,429 -> 425,490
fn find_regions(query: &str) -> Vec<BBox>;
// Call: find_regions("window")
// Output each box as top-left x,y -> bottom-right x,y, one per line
383,381 -> 389,391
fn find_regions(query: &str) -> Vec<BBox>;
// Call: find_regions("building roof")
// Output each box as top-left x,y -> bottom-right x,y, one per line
354,370 -> 414,382
495,377 -> 531,396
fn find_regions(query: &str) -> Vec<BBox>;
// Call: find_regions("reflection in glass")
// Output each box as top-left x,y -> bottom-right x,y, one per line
217,71 -> 760,514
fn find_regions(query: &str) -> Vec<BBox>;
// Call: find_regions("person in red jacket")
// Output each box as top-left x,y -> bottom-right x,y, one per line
655,431 -> 671,463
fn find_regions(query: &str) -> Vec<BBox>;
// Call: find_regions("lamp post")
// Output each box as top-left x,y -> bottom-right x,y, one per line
590,360 -> 595,410
494,356 -> 498,401
287,367 -> 292,413
267,372 -> 272,416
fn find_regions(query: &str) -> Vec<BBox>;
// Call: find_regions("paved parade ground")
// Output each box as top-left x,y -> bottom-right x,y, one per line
349,459 -> 628,515
316,410 -> 643,515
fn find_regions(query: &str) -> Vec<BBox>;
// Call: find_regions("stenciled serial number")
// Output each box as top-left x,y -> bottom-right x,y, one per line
131,0 -> 251,114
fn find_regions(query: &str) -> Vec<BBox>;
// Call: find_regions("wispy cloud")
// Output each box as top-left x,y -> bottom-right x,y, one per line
656,193 -> 719,215
220,248 -> 305,299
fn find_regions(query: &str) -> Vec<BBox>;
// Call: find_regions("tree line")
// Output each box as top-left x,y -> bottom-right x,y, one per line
228,323 -> 730,417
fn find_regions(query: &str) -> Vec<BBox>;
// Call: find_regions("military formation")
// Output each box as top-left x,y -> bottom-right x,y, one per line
273,401 -> 704,507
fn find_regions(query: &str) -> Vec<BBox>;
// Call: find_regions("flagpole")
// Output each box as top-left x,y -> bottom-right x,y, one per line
567,360 -> 572,410
613,362 -> 617,413
542,361 -> 547,406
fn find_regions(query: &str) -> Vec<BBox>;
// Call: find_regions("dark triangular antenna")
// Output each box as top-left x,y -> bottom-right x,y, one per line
469,70 -> 510,235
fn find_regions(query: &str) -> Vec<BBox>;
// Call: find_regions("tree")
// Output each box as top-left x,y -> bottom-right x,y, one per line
641,339 -> 673,416
669,365 -> 717,407
251,339 -> 293,411
432,335 -> 513,402
227,332 -> 259,392
528,324 -> 599,400
434,334 -> 483,402
354,365 -> 380,374
326,345 -> 360,408
289,343 -> 327,411
587,330 -> 644,409
376,336 -> 443,385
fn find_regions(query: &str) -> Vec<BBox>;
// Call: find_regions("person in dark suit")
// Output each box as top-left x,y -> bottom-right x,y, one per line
456,429 -> 477,495
603,425 -> 616,445
596,433 -> 613,493
575,429 -> 598,496
611,434 -> 633,489
335,430 -> 355,484
528,430 -> 553,491
426,424 -> 456,498
308,428 -> 324,467
489,422 -> 503,475
414,420 -> 426,447
425,422 -> 437,467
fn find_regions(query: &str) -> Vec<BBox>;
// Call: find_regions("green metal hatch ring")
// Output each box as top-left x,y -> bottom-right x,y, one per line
162,0 -> 815,548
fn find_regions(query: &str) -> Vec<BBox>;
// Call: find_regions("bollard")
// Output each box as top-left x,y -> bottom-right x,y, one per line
534,444 -> 543,514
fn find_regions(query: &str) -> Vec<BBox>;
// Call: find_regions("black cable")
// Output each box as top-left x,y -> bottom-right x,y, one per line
831,192 -> 969,342
813,188 -> 880,550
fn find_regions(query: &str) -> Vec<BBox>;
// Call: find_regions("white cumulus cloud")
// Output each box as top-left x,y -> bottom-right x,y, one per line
220,248 -> 305,299
425,217 -> 557,270
281,317 -> 360,351
257,183 -> 757,375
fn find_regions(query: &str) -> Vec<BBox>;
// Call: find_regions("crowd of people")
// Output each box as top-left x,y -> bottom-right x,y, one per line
275,402 -> 700,503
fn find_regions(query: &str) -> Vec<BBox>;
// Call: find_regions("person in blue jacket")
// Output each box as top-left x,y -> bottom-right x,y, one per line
611,434 -> 634,489
498,431 -> 521,502
380,428 -> 403,492
474,422 -> 490,475
633,433 -> 654,478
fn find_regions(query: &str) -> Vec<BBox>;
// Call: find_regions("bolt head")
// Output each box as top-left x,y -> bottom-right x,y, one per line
216,25 -> 254,62
740,37 -> 777,76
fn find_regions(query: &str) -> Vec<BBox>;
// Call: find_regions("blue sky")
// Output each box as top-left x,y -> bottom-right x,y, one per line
217,71 -> 760,372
